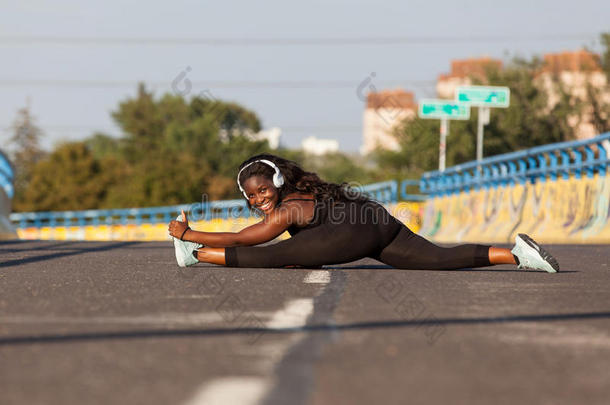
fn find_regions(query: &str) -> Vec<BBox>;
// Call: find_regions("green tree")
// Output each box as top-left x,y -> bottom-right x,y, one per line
585,32 -> 610,134
14,85 -> 276,210
9,104 -> 46,211
600,32 -> 610,78
86,133 -> 124,160
94,85 -> 270,206
373,118 -> 468,176
303,152 -> 380,185
18,142 -> 112,211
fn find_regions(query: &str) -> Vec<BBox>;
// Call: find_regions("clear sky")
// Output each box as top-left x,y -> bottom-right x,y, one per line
1,0 -> 608,152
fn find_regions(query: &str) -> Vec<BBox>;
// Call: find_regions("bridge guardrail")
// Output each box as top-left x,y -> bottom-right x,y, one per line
400,179 -> 426,201
0,151 -> 14,200
420,132 -> 610,196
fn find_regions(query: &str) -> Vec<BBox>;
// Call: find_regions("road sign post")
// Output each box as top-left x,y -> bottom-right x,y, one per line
418,100 -> 470,172
476,106 -> 490,162
439,118 -> 448,172
456,86 -> 510,165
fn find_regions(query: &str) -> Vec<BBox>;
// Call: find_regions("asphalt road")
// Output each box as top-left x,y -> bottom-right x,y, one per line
1,240 -> 609,405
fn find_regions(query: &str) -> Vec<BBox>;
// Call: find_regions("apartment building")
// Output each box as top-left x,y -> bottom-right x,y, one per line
361,89 -> 417,155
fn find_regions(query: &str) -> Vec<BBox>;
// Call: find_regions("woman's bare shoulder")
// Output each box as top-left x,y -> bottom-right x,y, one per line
275,193 -> 316,226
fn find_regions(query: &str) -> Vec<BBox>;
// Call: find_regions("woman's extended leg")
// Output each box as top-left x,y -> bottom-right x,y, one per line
488,247 -> 517,265
196,242 -> 529,268
376,226 -> 498,270
196,247 -> 227,266
193,229 -> 542,270
196,245 -> 517,267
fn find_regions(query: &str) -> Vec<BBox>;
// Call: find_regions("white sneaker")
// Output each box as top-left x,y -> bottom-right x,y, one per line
172,215 -> 202,267
511,234 -> 559,273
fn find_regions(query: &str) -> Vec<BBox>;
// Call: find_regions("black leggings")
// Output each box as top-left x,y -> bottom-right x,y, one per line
225,223 -> 491,270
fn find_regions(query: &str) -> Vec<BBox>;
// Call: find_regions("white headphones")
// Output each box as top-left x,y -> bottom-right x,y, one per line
237,159 -> 285,198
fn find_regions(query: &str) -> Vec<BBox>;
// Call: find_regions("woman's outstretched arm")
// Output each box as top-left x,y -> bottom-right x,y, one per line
168,209 -> 292,248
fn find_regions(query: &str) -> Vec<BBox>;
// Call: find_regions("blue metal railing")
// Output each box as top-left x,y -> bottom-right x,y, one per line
400,179 -> 426,201
360,180 -> 397,204
10,180 -> 410,229
0,150 -> 14,199
8,201 -> 249,229
420,132 -> 610,196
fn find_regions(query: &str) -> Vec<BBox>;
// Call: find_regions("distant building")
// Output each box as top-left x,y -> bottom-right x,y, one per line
361,89 -> 417,155
436,57 -> 503,99
251,127 -> 282,149
537,50 -> 608,139
301,136 -> 339,155
221,127 -> 282,149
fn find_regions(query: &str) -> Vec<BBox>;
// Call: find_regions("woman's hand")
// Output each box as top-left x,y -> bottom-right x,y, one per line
168,210 -> 191,240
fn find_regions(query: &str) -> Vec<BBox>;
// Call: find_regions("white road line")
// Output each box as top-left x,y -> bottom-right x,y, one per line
266,298 -> 314,329
303,270 -> 330,284
182,377 -> 269,405
0,313 -> 223,326
181,298 -> 315,405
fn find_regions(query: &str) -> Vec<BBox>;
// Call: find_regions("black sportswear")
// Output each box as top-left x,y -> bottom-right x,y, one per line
225,198 -> 491,269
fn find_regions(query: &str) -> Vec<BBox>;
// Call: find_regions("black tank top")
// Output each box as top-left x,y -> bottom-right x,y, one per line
277,198 -> 324,236
280,197 -> 402,243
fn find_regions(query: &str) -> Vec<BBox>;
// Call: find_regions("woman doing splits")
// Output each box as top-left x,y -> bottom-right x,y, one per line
167,154 -> 559,273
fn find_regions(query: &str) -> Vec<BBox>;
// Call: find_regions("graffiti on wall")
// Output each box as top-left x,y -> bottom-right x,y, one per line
422,174 -> 610,244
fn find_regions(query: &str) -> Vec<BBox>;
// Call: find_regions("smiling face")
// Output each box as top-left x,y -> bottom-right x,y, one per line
242,175 -> 280,214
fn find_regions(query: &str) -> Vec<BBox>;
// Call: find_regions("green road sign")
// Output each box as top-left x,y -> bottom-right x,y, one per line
456,85 -> 510,108
418,99 -> 471,120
